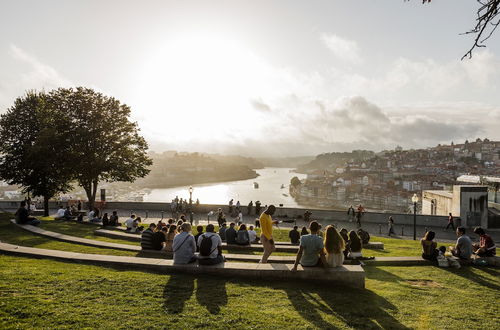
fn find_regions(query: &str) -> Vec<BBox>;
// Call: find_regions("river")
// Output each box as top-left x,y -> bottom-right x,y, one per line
143,167 -> 307,207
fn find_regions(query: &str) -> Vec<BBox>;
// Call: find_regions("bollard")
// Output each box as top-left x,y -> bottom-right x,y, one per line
379,224 -> 382,234
145,210 -> 148,219
401,225 -> 404,236
161,211 -> 164,219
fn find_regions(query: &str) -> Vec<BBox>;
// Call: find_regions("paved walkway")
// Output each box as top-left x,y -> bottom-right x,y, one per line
5,207 -> 499,243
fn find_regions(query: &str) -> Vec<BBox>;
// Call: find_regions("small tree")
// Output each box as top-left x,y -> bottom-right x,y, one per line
0,91 -> 73,216
48,87 -> 152,210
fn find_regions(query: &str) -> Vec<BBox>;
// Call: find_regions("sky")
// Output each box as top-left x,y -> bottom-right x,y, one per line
1,0 -> 499,157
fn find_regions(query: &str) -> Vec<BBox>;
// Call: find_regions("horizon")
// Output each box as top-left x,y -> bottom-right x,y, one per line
1,1 -> 500,157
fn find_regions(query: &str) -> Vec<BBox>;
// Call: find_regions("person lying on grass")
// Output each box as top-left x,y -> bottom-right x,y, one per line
291,221 -> 328,271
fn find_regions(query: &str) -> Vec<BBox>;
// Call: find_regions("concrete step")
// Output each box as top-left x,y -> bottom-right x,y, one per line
0,242 -> 365,288
9,220 -> 295,263
94,229 -> 301,253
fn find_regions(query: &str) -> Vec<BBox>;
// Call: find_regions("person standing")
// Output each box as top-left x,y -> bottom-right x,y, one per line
259,205 -> 279,263
255,201 -> 261,216
445,213 -> 455,231
388,216 -> 395,236
228,199 -> 234,214
247,201 -> 253,215
356,204 -> 365,228
347,205 -> 355,222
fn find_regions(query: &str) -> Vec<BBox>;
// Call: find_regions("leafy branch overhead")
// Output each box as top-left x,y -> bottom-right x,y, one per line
414,0 -> 500,59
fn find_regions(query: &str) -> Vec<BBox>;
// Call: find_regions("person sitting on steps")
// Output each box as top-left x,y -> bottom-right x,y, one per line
172,223 -> 197,264
15,201 -> 40,226
225,222 -> 237,244
235,224 -> 250,246
197,224 -> 224,265
292,221 -> 327,271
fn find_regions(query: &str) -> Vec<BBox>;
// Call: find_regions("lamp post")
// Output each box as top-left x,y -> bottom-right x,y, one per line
411,193 -> 419,240
189,186 -> 193,224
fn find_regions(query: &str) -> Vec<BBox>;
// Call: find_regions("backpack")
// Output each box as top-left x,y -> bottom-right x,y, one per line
199,234 -> 215,257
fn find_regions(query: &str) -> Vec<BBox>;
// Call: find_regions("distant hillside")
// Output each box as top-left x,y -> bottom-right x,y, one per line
257,156 -> 315,168
296,150 -> 375,173
136,152 -> 258,188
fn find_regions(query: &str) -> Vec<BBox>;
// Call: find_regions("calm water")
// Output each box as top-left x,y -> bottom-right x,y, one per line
143,167 -> 306,207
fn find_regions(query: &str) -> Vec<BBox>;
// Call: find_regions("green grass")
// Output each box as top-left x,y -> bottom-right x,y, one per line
0,215 -> 151,258
3,214 -> 427,258
0,255 -> 498,329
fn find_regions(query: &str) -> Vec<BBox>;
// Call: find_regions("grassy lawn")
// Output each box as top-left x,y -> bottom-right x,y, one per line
0,255 -> 498,329
0,213 -> 448,259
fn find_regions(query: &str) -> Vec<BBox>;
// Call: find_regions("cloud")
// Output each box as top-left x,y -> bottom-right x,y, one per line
8,44 -> 72,88
320,33 -> 362,64
249,98 -> 271,112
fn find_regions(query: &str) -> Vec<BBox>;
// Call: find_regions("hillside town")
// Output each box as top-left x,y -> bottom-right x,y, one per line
290,139 -> 500,212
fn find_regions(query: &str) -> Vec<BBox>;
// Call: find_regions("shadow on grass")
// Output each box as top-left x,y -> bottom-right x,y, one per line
442,266 -> 500,291
196,276 -> 228,314
162,274 -> 195,314
284,283 -> 409,329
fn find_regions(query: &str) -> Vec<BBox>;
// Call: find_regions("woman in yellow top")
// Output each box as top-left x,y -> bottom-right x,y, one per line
259,205 -> 279,263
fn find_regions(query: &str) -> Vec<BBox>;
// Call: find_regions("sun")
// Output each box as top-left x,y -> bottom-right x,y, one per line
134,33 -> 272,143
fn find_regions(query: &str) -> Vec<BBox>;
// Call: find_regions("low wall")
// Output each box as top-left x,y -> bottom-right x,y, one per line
1,200 -> 453,228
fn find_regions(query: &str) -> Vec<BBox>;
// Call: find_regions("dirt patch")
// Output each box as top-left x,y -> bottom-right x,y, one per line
405,279 -> 441,288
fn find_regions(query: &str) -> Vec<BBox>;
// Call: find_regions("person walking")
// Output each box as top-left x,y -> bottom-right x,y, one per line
445,213 -> 455,231
259,205 -> 279,263
356,204 -> 365,228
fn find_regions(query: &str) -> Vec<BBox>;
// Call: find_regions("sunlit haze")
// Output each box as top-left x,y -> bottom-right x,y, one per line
1,0 -> 499,156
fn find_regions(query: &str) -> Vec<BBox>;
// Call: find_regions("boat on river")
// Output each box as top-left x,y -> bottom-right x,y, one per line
253,182 -> 259,189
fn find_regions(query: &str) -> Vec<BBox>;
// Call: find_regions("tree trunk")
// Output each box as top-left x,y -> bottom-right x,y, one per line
84,180 -> 99,211
43,195 -> 49,217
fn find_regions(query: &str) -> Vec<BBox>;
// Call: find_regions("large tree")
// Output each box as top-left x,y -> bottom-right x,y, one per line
0,91 -> 73,216
48,87 -> 152,210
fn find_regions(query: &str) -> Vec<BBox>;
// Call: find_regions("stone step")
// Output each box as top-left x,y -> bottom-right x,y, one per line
9,220 -> 295,263
94,229 -> 301,253
95,228 -> 384,251
0,242 -> 365,288
109,226 -> 384,249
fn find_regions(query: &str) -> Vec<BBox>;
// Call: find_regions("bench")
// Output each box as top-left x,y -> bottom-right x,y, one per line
0,242 -> 365,288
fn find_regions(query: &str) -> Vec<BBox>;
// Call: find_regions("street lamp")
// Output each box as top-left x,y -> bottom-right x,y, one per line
189,186 -> 193,224
411,193 -> 419,240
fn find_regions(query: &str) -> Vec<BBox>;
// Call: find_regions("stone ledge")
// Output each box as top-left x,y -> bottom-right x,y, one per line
0,242 -> 365,288
110,226 -> 384,249
94,229 -> 301,252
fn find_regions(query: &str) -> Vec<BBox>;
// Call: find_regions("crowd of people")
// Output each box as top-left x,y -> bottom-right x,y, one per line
421,226 -> 496,267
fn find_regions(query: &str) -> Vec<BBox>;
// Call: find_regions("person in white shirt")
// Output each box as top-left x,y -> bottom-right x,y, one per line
237,211 -> 243,225
125,214 -> 137,231
55,206 -> 66,220
197,224 -> 224,265
173,223 -> 197,264
248,225 -> 258,243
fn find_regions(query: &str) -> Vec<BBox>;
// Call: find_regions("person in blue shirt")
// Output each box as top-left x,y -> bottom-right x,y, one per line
292,221 -> 327,270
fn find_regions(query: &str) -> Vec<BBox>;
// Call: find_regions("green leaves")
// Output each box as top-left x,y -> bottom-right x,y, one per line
0,87 -> 152,208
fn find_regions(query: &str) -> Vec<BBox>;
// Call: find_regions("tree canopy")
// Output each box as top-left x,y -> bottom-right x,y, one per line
0,87 -> 152,213
0,91 -> 73,215
47,87 -> 152,209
